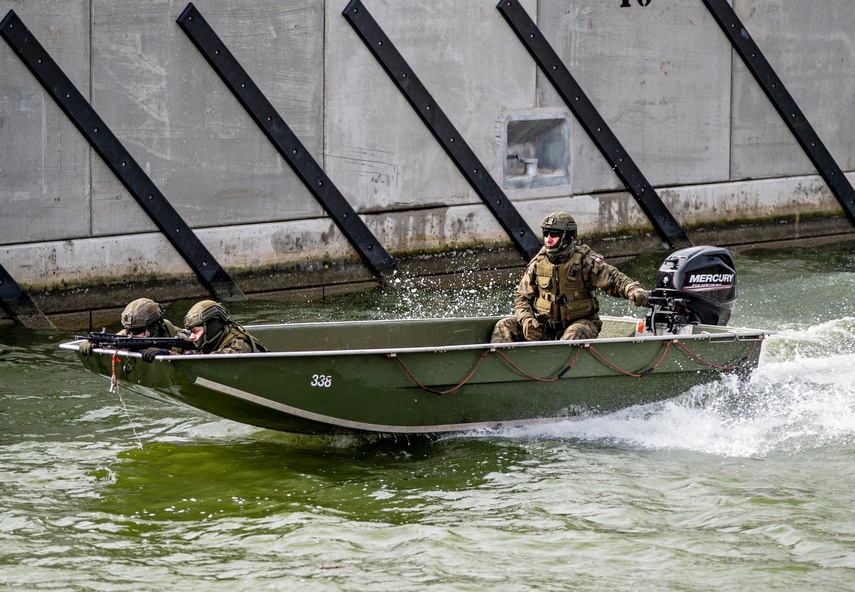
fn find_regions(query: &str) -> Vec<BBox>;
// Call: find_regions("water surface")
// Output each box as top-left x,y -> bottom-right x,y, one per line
2,243 -> 855,591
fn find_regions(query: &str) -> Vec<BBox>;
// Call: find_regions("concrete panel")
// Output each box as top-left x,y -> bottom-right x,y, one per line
3,0 -> 855,321
89,0 -> 324,234
537,0 -> 732,193
326,0 -> 539,215
731,0 -> 855,179
0,0 -> 91,245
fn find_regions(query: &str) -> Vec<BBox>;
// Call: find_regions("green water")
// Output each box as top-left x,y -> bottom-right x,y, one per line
2,243 -> 855,591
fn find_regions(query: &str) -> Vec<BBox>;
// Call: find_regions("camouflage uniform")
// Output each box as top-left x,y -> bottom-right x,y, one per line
79,297 -> 178,356
118,298 -> 185,356
491,244 -> 648,343
204,323 -> 267,354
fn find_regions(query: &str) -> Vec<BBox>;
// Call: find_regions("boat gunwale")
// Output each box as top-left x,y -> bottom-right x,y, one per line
59,320 -> 771,361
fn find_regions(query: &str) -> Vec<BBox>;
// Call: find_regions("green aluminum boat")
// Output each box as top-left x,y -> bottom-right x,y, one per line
59,246 -> 771,436
60,315 -> 768,436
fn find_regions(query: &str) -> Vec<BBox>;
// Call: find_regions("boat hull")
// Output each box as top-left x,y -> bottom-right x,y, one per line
62,316 -> 768,435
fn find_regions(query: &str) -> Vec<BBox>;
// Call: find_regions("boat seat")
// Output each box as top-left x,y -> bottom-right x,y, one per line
598,319 -> 639,339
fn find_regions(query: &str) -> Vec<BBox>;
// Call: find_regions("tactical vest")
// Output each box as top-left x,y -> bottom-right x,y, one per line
532,245 -> 599,323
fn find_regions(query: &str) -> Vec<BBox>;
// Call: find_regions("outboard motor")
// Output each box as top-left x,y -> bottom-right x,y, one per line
645,246 -> 737,334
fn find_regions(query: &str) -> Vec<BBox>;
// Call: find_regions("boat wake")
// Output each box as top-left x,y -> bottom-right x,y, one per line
480,317 -> 855,458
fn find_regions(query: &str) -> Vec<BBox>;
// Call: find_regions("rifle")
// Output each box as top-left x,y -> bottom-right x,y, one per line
76,332 -> 196,352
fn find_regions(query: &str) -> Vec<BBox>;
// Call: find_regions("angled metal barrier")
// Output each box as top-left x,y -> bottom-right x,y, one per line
0,263 -> 55,329
1,10 -> 246,302
177,3 -> 396,280
497,0 -> 690,250
702,0 -> 855,226
343,0 -> 542,260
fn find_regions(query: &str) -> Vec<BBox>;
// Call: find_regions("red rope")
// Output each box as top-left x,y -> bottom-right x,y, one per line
388,337 -> 758,395
585,340 -> 672,377
674,339 -> 757,370
491,346 -> 582,382
389,346 -> 583,394
110,352 -> 119,393
109,351 -> 143,447
388,349 -> 490,395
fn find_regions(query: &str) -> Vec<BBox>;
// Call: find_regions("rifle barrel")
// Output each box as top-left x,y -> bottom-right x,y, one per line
75,333 -> 195,352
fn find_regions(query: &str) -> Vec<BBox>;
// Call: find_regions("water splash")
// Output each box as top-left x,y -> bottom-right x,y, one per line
483,317 -> 855,458
759,316 -> 855,363
374,269 -> 512,319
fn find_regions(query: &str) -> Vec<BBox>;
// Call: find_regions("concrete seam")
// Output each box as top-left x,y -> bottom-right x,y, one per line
322,1 -> 327,174
88,0 -> 94,236
728,10 -> 735,184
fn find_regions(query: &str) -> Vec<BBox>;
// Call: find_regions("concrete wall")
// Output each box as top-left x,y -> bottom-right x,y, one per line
1,0 -> 854,324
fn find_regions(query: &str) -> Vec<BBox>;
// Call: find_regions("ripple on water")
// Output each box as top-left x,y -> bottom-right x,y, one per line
4,246 -> 855,590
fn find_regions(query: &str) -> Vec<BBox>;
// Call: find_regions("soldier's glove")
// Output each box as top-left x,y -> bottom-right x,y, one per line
79,341 -> 94,356
521,317 -> 544,341
140,348 -> 170,363
629,288 -> 649,307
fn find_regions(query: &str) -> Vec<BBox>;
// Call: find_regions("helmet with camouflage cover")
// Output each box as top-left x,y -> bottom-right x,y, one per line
121,298 -> 164,334
540,211 -> 577,255
184,300 -> 229,350
184,300 -> 229,329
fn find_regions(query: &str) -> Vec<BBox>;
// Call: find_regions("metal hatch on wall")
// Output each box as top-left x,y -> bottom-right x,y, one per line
503,114 -> 570,190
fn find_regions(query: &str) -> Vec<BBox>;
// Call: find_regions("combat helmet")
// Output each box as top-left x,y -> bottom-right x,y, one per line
540,211 -> 577,255
184,300 -> 229,329
184,300 -> 229,350
121,298 -> 164,335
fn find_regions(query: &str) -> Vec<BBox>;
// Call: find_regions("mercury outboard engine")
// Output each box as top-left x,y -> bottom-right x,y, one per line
645,245 -> 737,334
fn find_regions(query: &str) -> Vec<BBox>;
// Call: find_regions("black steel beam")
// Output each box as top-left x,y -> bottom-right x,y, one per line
1,10 -> 245,302
343,0 -> 542,260
497,0 -> 691,250
702,0 -> 855,227
177,3 -> 396,279
0,262 -> 55,329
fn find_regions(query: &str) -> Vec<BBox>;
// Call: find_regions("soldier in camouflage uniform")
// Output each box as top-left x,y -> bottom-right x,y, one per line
79,297 -> 178,355
182,300 -> 267,354
491,211 -> 649,343
135,300 -> 267,361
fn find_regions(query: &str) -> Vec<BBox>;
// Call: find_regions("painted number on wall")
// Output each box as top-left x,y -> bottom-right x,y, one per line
311,374 -> 333,388
621,0 -> 651,6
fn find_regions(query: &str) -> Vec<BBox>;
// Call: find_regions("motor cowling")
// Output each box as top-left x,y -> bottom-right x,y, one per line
645,245 -> 737,332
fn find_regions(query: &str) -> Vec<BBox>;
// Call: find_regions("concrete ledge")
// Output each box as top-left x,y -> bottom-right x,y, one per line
2,173 -> 854,329
3,214 -> 852,331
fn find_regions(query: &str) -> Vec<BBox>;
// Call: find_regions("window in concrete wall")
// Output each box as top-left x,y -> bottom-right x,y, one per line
504,115 -> 570,190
